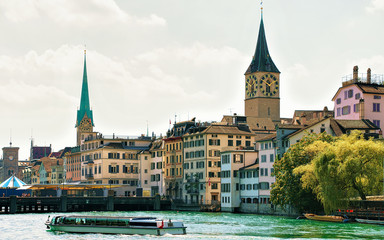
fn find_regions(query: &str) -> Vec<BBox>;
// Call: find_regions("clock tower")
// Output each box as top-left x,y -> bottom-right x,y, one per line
1,144 -> 19,181
76,50 -> 94,146
244,8 -> 280,122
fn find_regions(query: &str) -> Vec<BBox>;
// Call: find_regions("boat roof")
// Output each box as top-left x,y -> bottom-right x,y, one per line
55,215 -> 157,220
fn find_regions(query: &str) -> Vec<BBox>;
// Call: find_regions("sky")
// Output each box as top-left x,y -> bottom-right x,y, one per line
0,0 -> 384,160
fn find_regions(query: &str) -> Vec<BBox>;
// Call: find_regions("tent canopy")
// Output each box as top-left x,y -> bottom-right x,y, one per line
0,175 -> 27,188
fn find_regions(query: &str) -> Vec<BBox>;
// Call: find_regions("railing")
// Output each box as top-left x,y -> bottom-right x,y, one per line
342,73 -> 384,85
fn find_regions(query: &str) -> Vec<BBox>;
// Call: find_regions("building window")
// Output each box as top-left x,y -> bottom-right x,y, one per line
261,155 -> 266,163
374,95 -> 381,99
373,120 -> 380,128
355,93 -> 361,99
108,165 -> 119,173
337,108 -> 341,116
270,154 -> 274,162
228,140 -> 233,146
342,106 -> 350,115
348,89 -> 353,98
336,98 -> 341,104
236,140 -> 241,146
354,103 -> 360,113
373,103 -> 380,112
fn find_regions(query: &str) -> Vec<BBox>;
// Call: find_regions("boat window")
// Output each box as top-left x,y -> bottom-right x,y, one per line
129,221 -> 157,227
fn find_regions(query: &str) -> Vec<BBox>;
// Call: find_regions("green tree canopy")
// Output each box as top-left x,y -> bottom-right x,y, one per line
295,131 -> 384,213
271,132 -> 335,213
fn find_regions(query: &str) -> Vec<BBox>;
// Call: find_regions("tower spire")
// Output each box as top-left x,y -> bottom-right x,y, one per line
76,49 -> 94,127
245,2 -> 279,74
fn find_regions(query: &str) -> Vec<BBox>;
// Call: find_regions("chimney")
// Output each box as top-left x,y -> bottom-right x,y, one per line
367,68 -> 371,84
353,65 -> 359,82
359,98 -> 365,119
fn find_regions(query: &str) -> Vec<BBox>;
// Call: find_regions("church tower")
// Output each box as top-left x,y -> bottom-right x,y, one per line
244,6 -> 280,122
76,50 -> 94,146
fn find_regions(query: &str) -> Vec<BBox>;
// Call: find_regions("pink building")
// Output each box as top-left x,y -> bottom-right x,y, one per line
332,66 -> 384,135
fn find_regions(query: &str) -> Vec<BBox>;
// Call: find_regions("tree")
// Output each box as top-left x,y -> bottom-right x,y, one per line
296,131 -> 384,213
271,132 -> 335,213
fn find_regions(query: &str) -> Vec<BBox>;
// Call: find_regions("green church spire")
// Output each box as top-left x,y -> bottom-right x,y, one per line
76,50 -> 94,127
245,8 -> 280,74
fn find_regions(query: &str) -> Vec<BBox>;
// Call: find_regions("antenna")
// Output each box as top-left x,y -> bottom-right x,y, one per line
9,129 -> 12,147
261,0 -> 263,17
146,120 -> 149,137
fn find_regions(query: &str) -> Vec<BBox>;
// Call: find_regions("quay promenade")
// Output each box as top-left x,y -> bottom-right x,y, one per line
0,194 -> 171,214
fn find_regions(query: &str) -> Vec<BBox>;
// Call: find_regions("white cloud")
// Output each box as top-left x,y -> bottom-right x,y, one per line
0,0 -> 166,27
366,0 -> 384,13
0,43 -> 247,158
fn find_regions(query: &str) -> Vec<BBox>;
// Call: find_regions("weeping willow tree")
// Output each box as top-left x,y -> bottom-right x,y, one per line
295,131 -> 384,213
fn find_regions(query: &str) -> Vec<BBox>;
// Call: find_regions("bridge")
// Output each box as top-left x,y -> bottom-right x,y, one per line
0,194 -> 171,214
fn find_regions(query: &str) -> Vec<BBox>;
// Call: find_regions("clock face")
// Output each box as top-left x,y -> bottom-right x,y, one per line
80,118 -> 92,132
246,75 -> 257,98
9,155 -> 14,161
260,74 -> 278,97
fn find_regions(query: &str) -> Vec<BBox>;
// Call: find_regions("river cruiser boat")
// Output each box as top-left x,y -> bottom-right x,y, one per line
45,215 -> 187,236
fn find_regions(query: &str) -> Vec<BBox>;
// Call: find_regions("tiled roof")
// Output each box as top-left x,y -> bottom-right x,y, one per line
333,119 -> 379,131
284,118 -> 329,139
149,139 -> 163,151
203,125 -> 253,135
357,83 -> 384,94
246,117 -> 276,132
32,146 -> 51,159
255,133 -> 276,142
239,162 -> 259,171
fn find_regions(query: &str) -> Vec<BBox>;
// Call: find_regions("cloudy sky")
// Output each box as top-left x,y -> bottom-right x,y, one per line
1,0 -> 383,159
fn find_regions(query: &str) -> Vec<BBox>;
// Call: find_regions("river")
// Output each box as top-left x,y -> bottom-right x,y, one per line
0,211 -> 382,239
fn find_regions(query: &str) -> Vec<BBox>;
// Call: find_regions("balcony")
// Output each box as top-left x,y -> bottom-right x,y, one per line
85,174 -> 94,180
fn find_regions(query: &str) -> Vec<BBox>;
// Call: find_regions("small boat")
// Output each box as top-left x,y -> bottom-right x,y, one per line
304,213 -> 349,223
356,218 -> 384,225
45,215 -> 186,236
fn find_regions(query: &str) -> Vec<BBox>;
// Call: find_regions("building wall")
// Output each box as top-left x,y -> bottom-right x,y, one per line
334,85 -> 383,135
149,147 -> 165,196
257,139 -> 275,199
334,85 -> 362,120
288,118 -> 333,146
163,137 -> 183,199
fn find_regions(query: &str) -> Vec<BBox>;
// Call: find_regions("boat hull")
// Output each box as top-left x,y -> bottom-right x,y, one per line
355,218 -> 384,225
48,225 -> 186,236
304,213 -> 348,223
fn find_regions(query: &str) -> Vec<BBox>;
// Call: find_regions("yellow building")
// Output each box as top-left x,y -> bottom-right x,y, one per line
183,123 -> 256,204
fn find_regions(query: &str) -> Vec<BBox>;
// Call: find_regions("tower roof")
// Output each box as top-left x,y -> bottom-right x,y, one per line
245,13 -> 280,74
76,50 -> 94,127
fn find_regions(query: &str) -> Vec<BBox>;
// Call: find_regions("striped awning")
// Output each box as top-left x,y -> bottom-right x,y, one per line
0,175 -> 27,188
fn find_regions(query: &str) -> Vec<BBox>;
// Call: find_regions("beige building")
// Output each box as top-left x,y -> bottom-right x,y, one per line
80,133 -> 152,188
183,123 -> 256,204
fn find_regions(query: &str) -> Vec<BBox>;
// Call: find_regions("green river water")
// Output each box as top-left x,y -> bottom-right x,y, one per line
0,211 -> 382,240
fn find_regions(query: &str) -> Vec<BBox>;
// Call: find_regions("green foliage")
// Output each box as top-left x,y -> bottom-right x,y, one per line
271,132 -> 335,213
290,130 -> 384,214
